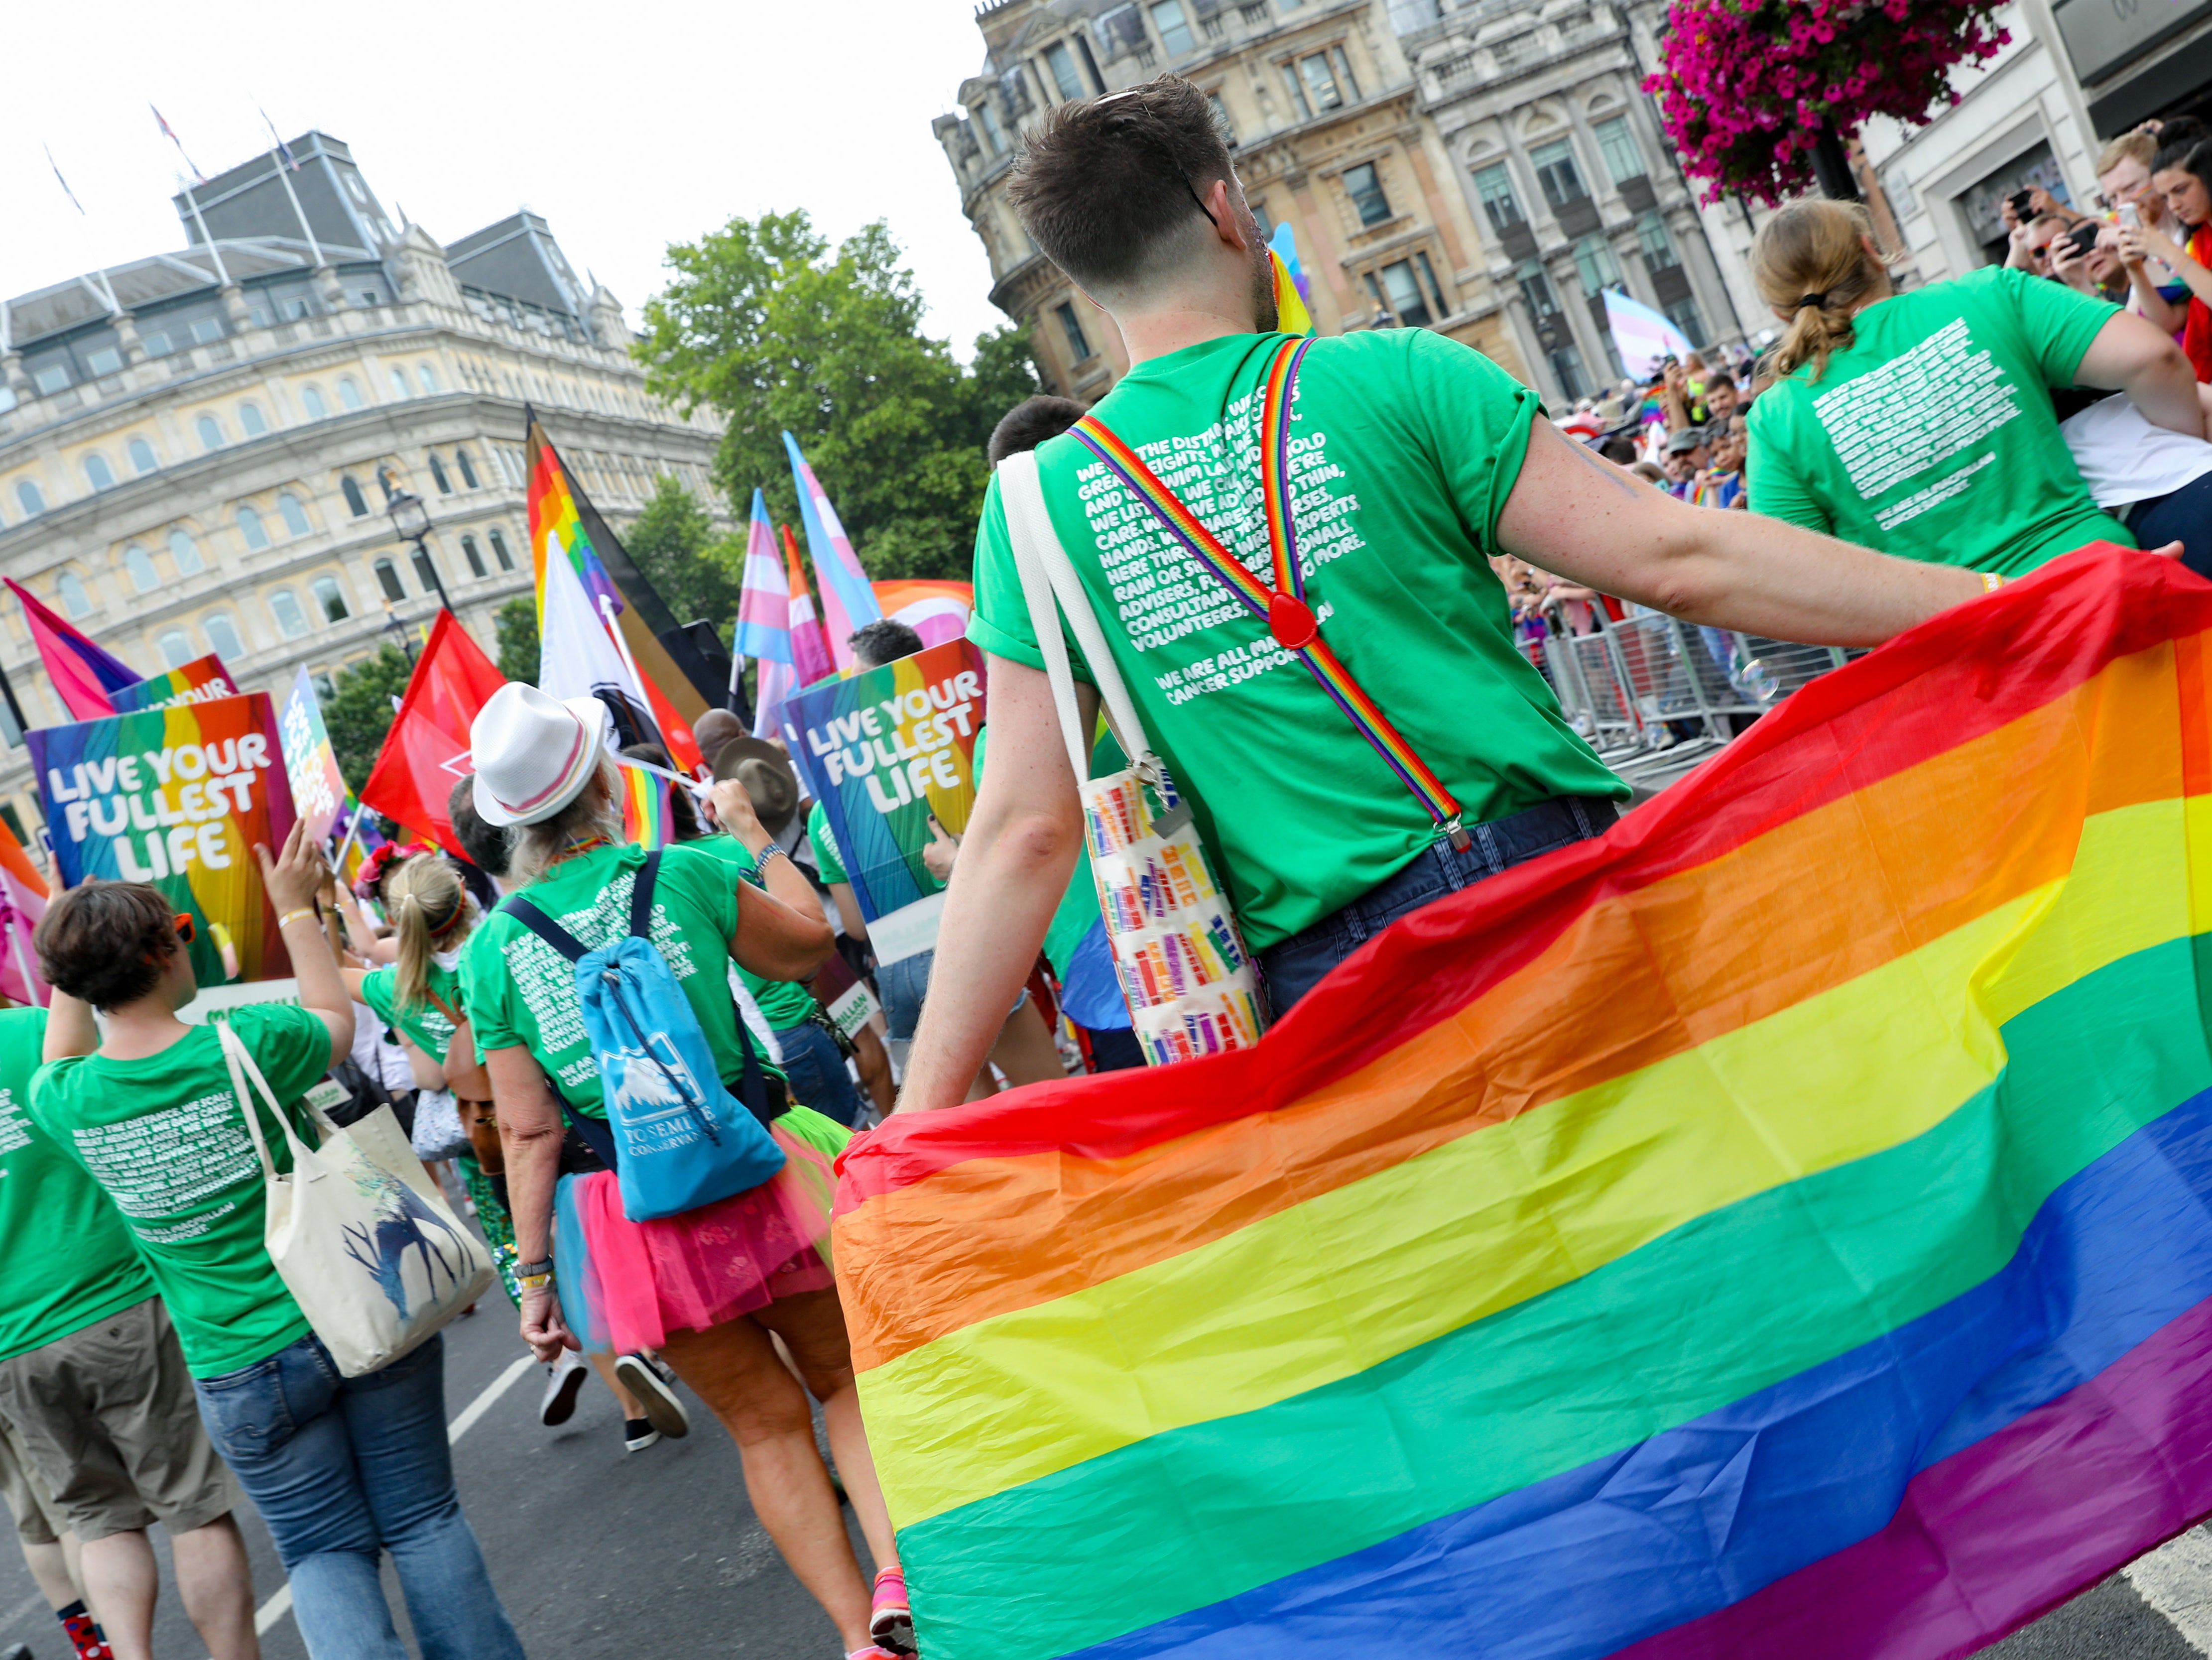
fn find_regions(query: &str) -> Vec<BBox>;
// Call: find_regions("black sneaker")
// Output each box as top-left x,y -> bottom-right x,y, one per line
622,1417 -> 662,1453
614,1351 -> 691,1439
539,1350 -> 589,1427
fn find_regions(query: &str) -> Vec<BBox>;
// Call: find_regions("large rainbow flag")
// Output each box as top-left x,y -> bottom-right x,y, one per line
836,546 -> 2212,1660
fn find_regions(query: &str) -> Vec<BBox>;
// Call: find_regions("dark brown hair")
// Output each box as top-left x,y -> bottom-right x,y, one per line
35,881 -> 182,1010
1006,76 -> 1232,292
989,395 -> 1089,466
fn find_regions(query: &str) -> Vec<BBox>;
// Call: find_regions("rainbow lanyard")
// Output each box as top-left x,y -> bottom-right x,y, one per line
1070,337 -> 1470,849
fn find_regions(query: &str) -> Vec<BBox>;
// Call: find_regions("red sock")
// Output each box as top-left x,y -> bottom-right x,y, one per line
57,1602 -> 113,1660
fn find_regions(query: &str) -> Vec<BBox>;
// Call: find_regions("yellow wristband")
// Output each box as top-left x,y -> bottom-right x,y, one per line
1981,572 -> 2006,593
276,908 -> 318,930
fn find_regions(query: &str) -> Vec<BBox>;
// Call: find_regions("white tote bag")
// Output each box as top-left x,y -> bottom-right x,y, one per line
1000,450 -> 1267,1064
221,1020 -> 494,1378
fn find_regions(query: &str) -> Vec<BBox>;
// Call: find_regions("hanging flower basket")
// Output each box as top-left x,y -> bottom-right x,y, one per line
1644,0 -> 2010,205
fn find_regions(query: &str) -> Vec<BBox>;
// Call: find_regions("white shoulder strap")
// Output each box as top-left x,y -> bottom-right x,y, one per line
219,1018 -> 311,1183
997,450 -> 1159,773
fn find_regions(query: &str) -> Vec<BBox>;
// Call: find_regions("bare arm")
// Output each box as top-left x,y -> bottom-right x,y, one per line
486,1043 -> 577,1360
706,779 -> 834,979
442,1016 -> 491,1099
901,657 -> 1094,1115
257,824 -> 353,1066
42,993 -> 98,1064
2074,308 -> 2206,440
1501,418 -> 1985,643
828,882 -> 868,944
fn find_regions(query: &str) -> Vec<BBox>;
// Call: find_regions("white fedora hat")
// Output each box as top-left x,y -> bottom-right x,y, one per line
469,684 -> 612,827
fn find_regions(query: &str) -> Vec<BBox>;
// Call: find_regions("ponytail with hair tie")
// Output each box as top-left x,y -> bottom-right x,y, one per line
386,857 -> 469,1015
1751,199 -> 1889,381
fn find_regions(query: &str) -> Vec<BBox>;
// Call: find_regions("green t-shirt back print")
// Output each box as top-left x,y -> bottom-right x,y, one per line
1747,266 -> 2132,575
28,1004 -> 333,1377
359,960 -> 462,1065
0,1008 -> 151,1362
970,327 -> 1623,952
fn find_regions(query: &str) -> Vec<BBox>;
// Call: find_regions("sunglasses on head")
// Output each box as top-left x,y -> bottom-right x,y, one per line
172,912 -> 195,945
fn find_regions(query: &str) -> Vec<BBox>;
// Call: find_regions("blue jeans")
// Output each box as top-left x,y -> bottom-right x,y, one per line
774,1019 -> 864,1127
1259,796 -> 1617,1015
192,1334 -> 523,1660
2126,473 -> 2212,580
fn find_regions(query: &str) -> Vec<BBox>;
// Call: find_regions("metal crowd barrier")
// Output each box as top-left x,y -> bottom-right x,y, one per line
1520,609 -> 1855,786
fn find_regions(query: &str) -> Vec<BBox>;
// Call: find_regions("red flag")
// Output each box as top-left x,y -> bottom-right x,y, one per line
360,612 -> 506,857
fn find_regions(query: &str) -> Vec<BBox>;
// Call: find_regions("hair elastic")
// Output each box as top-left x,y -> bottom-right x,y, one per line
1793,292 -> 1830,310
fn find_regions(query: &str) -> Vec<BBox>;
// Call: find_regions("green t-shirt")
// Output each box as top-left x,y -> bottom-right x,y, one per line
463,841 -> 784,1115
1746,266 -> 2132,575
969,328 -> 1624,952
683,835 -> 819,1030
808,802 -> 847,887
0,1009 -> 152,1362
358,960 -> 462,1066
28,1006 -> 333,1377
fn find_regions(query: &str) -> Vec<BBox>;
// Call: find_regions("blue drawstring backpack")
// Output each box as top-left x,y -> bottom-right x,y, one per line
503,850 -> 786,1221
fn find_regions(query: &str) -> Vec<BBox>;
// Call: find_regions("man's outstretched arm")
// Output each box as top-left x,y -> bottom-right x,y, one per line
1502,417 -> 1990,643
899,654 -> 1096,1115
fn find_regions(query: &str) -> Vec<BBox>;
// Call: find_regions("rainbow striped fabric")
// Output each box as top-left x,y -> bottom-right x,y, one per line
835,548 -> 2212,1660
618,762 -> 670,852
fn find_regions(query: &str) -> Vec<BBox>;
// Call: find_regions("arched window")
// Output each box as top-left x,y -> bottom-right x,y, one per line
461,535 -> 486,578
168,528 -> 204,575
196,414 -> 224,451
429,453 -> 451,494
337,377 -> 363,410
156,629 -> 194,670
341,476 -> 369,518
456,450 -> 479,489
388,368 -> 410,400
124,545 -> 158,592
417,363 -> 439,394
269,589 -> 309,639
373,558 -> 405,603
302,384 -> 328,420
203,613 -> 244,662
81,454 -> 114,492
127,437 -> 157,474
57,572 -> 92,619
411,543 -> 441,593
311,576 -> 349,623
488,527 -> 514,571
235,505 -> 270,551
239,402 -> 268,437
15,481 -> 45,517
278,492 -> 310,536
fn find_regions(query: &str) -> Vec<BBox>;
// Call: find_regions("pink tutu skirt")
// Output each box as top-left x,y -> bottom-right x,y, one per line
553,1105 -> 847,1353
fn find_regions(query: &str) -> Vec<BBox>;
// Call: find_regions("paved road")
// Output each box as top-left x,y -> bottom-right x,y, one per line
2,1294 -> 2210,1660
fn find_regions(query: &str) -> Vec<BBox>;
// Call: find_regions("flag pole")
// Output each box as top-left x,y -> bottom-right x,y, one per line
332,812 -> 362,885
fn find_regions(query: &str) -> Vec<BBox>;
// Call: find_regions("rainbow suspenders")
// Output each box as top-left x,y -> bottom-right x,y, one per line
1069,337 -> 1472,851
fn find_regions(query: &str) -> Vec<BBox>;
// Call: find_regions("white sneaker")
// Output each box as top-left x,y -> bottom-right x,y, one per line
539,1348 -> 589,1427
614,1351 -> 691,1439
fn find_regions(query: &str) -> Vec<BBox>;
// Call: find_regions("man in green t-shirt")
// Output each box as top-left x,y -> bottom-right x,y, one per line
0,1005 -> 258,1660
901,78 -> 2013,1114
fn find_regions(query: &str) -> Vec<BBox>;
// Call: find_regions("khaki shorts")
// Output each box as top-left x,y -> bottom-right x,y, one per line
0,1411 -> 64,1546
0,1299 -> 239,1542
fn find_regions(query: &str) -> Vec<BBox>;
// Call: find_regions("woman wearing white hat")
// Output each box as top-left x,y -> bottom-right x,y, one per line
457,685 -> 915,1660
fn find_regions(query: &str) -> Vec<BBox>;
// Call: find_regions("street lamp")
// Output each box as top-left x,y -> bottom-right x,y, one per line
384,488 -> 455,614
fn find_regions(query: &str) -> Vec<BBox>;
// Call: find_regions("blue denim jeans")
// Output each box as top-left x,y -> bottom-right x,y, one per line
1259,796 -> 1617,1015
774,1019 -> 864,1127
192,1334 -> 524,1660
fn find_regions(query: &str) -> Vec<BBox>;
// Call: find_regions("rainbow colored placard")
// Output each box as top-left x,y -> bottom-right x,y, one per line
834,546 -> 2212,1660
109,653 -> 238,713
31,693 -> 297,985
781,639 -> 983,959
278,668 -> 346,844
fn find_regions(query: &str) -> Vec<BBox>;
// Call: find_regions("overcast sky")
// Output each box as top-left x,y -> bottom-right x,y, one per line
0,0 -> 1003,356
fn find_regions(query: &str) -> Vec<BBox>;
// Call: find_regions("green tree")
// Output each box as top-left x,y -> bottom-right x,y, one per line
325,646 -> 415,793
635,212 -> 1040,584
494,597 -> 538,686
623,475 -> 743,631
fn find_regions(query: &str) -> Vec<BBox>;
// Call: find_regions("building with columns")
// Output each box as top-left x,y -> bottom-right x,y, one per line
933,0 -> 1528,401
0,131 -> 724,837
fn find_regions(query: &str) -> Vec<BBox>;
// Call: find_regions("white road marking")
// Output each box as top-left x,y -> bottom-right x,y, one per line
245,1349 -> 540,1641
2125,1524 -> 2212,1655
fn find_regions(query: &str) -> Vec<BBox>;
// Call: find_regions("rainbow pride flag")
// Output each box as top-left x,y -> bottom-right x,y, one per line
619,762 -> 671,852
836,547 -> 2212,1660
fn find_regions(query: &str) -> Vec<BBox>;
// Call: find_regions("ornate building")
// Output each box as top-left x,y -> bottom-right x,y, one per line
933,0 -> 1528,400
1395,0 -> 1749,405
0,131 -> 724,836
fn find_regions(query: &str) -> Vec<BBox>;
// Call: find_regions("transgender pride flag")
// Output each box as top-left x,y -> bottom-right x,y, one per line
783,432 -> 882,673
735,490 -> 798,736
1603,287 -> 1695,380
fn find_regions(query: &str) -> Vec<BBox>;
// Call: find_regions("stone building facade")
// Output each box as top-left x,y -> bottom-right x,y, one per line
1396,0 -> 1749,405
0,131 -> 723,835
933,0 -> 1528,400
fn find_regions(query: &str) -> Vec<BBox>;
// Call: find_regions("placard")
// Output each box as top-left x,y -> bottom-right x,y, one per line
278,668 -> 347,844
109,653 -> 239,712
780,640 -> 985,961
31,692 -> 298,984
